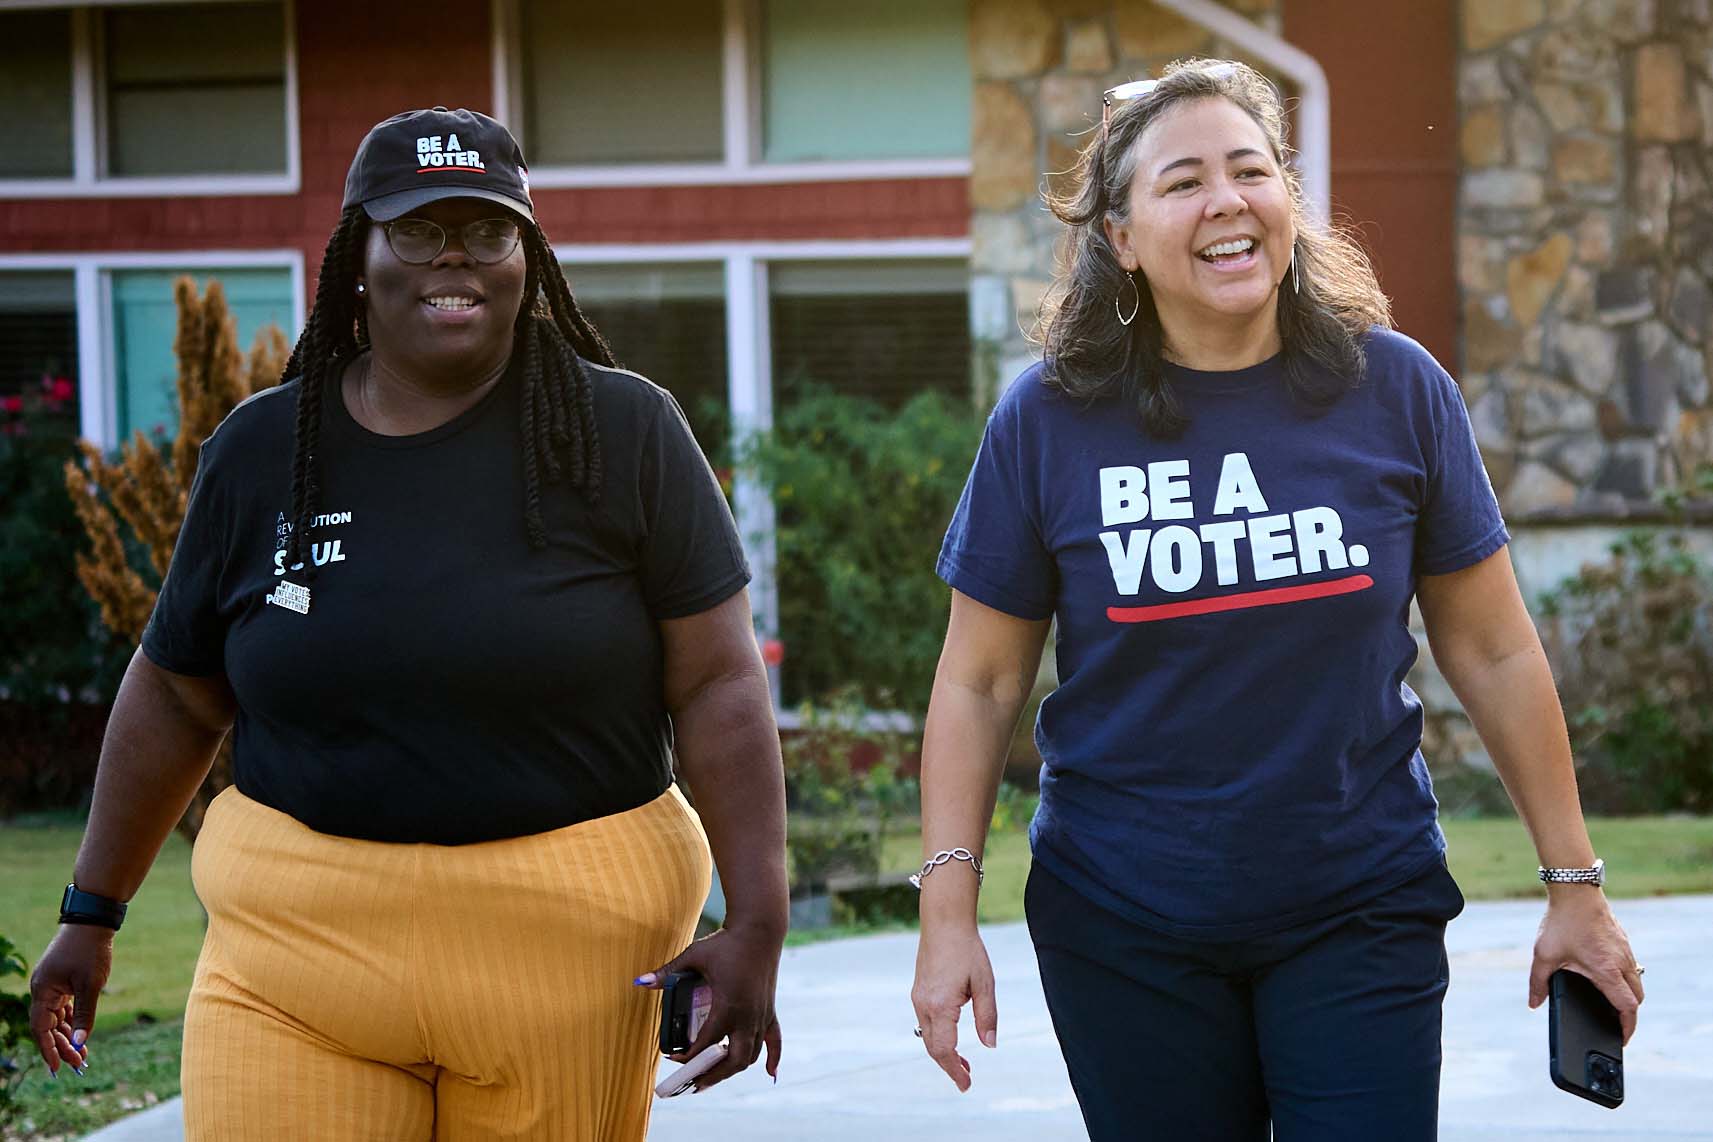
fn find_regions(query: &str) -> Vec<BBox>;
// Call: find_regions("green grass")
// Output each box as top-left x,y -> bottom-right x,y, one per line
3,1017 -> 182,1142
0,815 -> 201,1028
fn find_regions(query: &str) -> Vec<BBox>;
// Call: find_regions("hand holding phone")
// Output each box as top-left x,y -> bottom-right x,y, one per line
1549,968 -> 1624,1108
658,970 -> 713,1056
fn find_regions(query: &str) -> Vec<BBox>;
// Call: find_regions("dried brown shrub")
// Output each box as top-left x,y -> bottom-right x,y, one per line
64,277 -> 288,841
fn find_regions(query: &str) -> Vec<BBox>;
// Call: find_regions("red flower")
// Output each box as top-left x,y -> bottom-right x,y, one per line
48,376 -> 75,404
1,395 -> 23,415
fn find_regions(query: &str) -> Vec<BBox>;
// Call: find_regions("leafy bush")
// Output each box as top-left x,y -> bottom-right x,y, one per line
0,377 -> 128,710
1539,465 -> 1713,813
741,384 -> 985,713
781,695 -> 920,896
1,934 -> 30,1127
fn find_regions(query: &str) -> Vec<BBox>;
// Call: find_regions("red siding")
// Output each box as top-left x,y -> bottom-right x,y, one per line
1,0 -> 968,308
1283,0 -> 1459,370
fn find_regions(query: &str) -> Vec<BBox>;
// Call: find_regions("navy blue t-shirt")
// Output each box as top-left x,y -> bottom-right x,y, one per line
938,329 -> 1508,939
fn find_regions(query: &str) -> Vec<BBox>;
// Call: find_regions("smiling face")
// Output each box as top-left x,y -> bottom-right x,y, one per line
357,197 -> 528,386
1105,96 -> 1296,356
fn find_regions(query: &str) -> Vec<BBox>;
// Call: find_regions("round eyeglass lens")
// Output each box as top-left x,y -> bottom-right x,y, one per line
386,220 -> 444,263
463,219 -> 521,262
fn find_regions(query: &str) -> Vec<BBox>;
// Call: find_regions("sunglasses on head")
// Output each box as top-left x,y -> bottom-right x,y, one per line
1101,63 -> 1241,127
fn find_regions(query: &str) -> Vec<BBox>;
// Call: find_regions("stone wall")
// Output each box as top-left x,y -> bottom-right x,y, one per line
1419,0 -> 1713,779
1456,0 -> 1713,519
968,0 -> 1282,402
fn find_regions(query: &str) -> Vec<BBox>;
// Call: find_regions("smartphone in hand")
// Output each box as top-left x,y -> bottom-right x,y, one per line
658,970 -> 712,1056
1549,968 -> 1624,1108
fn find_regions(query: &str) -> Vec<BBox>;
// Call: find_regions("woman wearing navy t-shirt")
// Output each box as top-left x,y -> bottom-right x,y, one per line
910,61 -> 1642,1140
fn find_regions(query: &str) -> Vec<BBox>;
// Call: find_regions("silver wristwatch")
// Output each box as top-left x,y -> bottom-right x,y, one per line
1538,857 -> 1604,886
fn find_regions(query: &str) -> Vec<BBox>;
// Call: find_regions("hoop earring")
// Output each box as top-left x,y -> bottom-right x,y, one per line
1116,273 -> 1140,327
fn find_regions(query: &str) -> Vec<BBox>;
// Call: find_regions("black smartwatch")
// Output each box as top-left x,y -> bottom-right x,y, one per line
59,884 -> 127,931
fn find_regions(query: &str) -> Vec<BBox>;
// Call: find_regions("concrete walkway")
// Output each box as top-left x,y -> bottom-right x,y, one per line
85,895 -> 1713,1141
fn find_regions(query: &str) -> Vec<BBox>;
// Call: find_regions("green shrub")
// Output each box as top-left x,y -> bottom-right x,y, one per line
1,934 -> 31,1127
781,695 -> 920,896
741,384 -> 985,713
1539,465 -> 1713,813
0,379 -> 128,709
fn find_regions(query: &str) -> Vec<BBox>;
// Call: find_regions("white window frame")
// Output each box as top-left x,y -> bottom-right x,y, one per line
0,0 -> 301,198
492,0 -> 971,188
554,237 -> 970,715
0,248 -> 305,448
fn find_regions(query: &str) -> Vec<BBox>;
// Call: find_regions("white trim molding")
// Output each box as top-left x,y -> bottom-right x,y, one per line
1152,0 -> 1331,225
554,238 -> 973,264
0,249 -> 306,449
489,0 -> 970,190
0,0 -> 301,199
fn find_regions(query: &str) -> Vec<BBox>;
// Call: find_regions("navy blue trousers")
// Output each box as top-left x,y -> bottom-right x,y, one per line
1026,858 -> 1465,1142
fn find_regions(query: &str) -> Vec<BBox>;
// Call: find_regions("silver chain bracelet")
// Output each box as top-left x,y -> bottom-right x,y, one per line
909,847 -> 985,889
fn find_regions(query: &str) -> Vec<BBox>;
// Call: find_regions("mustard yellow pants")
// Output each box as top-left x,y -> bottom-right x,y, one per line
181,785 -> 711,1141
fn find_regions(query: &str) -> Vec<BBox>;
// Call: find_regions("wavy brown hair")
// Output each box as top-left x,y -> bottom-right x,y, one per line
1039,59 -> 1392,438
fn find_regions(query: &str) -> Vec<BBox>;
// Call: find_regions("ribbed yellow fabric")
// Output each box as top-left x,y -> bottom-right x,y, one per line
181,784 -> 711,1141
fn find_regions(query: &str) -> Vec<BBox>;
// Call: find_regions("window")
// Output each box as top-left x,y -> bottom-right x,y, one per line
0,273 -> 79,415
518,1 -> 722,166
110,267 -> 294,440
760,0 -> 969,163
104,2 -> 288,176
0,1 -> 295,191
567,263 -> 729,456
770,260 -> 969,407
504,0 -> 971,178
0,11 -> 75,178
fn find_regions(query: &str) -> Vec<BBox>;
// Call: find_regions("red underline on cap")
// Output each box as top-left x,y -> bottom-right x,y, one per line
415,166 -> 487,173
1106,574 -> 1374,623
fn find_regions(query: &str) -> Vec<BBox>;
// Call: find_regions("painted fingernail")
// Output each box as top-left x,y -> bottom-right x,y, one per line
633,973 -> 657,986
47,1068 -> 57,1082
73,1066 -> 86,1077
71,1029 -> 87,1047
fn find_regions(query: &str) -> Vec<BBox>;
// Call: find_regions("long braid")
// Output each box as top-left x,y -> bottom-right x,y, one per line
284,206 -> 367,577
515,221 -> 608,546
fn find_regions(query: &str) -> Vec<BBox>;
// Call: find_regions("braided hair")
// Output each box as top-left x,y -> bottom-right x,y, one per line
279,207 -> 614,575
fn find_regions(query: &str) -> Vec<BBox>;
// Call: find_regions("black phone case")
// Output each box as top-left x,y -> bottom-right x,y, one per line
1548,969 -> 1624,1108
657,970 -> 703,1055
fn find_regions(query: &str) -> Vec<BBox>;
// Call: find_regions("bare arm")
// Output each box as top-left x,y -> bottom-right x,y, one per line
1418,548 -> 1643,1040
29,647 -> 235,1073
913,590 -> 1052,1090
647,587 -> 788,1087
75,649 -> 236,897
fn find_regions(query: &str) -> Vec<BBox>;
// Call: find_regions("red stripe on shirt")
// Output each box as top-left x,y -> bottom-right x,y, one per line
1106,574 -> 1375,623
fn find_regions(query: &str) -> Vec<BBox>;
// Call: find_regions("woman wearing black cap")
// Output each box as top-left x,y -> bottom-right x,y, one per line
27,107 -> 788,1140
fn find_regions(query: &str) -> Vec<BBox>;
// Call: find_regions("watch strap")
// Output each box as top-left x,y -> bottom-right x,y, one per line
1537,857 -> 1604,886
60,884 -> 127,930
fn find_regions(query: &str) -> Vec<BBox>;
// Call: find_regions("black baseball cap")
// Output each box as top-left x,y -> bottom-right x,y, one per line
342,106 -> 533,223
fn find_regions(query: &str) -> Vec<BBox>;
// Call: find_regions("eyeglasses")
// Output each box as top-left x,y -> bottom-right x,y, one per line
380,217 -> 523,264
1102,63 -> 1240,127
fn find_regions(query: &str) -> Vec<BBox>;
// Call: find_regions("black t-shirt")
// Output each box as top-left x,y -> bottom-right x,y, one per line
141,354 -> 750,844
